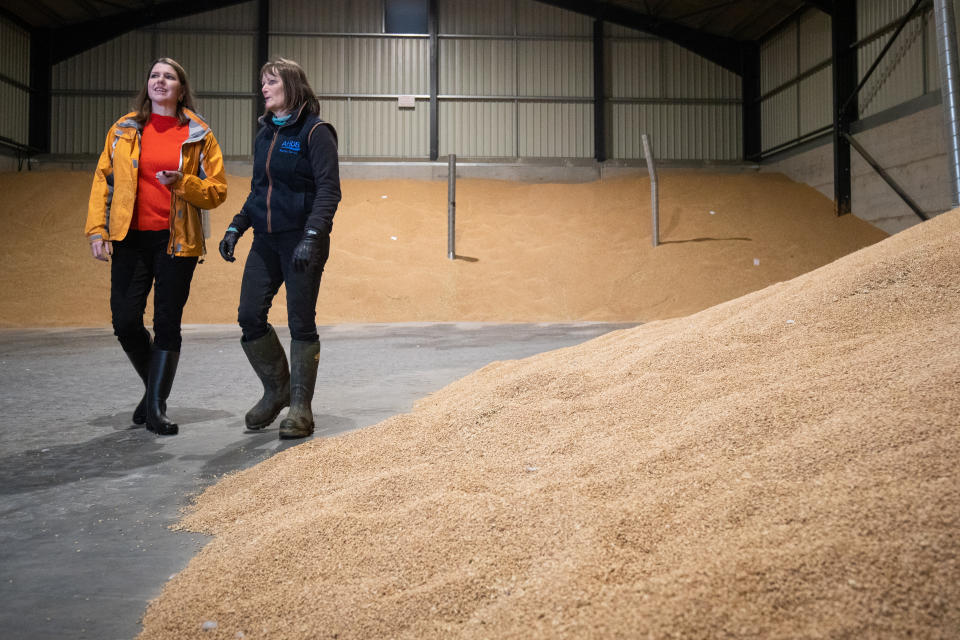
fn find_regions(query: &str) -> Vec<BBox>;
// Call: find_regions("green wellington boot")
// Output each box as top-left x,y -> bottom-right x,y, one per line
241,326 -> 290,430
278,340 -> 321,439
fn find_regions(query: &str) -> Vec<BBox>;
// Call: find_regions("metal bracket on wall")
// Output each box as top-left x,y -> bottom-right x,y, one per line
841,132 -> 928,222
0,136 -> 36,172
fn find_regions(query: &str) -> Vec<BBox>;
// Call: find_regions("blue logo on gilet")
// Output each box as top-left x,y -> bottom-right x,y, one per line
279,140 -> 301,155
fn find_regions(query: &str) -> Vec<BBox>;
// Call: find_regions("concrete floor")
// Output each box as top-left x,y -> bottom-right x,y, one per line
0,322 -> 635,640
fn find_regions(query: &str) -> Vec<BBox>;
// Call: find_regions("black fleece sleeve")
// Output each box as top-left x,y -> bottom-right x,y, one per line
305,124 -> 341,234
228,211 -> 252,235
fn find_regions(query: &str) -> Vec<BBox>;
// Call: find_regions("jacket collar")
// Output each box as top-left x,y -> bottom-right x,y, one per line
182,108 -> 212,144
258,102 -> 309,129
115,108 -> 211,144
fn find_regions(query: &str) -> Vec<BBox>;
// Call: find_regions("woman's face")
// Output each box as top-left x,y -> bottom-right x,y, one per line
262,72 -> 287,115
148,63 -> 183,112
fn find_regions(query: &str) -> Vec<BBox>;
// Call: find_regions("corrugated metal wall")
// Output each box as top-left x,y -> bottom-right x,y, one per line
440,39 -> 516,95
271,0 -> 382,33
612,103 -> 741,160
269,0 -> 427,158
927,12 -> 939,93
52,95 -> 132,155
440,0 -> 514,34
440,101 -> 516,157
608,27 -> 741,161
50,3 -> 257,157
434,0 -> 595,160
799,10 -> 832,72
267,33 -> 430,157
856,4 -> 931,118
53,33 -> 150,92
275,0 -> 598,159
859,0 -> 915,37
796,11 -> 833,139
760,0 -> 946,156
0,19 -> 30,84
40,0 -> 746,162
761,24 -> 798,96
761,87 -> 798,152
17,0 -> 960,163
0,16 -> 31,147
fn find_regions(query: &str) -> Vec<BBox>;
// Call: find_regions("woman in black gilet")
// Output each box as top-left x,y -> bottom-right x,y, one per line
219,57 -> 341,439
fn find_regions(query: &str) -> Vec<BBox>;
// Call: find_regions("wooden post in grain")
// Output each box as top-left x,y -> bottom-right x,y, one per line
642,134 -> 659,247
448,154 -> 456,259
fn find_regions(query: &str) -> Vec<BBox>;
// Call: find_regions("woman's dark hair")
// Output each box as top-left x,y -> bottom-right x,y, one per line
260,57 -> 320,117
132,57 -> 196,125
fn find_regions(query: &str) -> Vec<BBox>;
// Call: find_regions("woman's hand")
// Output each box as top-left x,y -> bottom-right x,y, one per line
219,227 -> 242,262
155,170 -> 183,186
292,228 -> 326,272
90,237 -> 112,261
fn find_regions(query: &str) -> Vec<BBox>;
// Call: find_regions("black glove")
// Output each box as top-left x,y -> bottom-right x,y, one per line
292,228 -> 325,273
219,227 -> 241,262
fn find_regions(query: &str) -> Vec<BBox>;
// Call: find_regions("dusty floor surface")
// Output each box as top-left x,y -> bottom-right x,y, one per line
131,208 -> 959,638
0,170 -> 886,326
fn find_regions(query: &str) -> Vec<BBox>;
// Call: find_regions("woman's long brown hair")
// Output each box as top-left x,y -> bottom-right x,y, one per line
132,57 -> 196,126
260,57 -> 320,117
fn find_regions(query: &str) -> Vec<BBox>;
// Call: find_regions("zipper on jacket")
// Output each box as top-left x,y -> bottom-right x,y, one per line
169,131 -> 179,253
265,129 -> 279,233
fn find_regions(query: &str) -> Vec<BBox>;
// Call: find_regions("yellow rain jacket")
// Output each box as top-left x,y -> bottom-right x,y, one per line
85,108 -> 228,257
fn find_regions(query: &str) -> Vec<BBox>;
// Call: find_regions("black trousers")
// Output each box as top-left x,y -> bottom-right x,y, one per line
238,230 -> 330,343
110,230 -> 198,352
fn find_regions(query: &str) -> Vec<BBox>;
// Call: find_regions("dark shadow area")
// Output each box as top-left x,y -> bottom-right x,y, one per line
392,323 -> 640,351
89,411 -> 141,429
192,430 -> 285,478
663,206 -> 681,237
193,414 -> 358,478
0,430 -> 173,495
90,407 -> 233,431
454,254 -> 479,262
314,413 -> 360,436
659,236 -> 752,244
172,407 -> 233,424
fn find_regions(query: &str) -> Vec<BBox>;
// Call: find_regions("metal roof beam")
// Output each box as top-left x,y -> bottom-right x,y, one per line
23,0 -> 67,28
534,0 -> 745,75
729,1 -> 794,41
74,0 -> 102,20
804,1 -> 834,15
48,0 -> 249,64
0,6 -> 33,30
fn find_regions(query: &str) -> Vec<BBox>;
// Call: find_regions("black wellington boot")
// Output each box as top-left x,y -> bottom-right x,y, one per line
145,349 -> 180,436
241,326 -> 290,430
124,340 -> 152,425
278,340 -> 321,439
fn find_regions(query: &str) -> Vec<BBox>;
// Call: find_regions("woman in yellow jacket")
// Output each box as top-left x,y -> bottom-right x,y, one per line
85,57 -> 228,436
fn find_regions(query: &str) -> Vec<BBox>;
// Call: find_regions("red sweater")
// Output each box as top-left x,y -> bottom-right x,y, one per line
133,114 -> 189,231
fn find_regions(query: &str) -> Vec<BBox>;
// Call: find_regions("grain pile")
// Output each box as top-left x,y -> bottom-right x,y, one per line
138,209 -> 960,638
0,170 -> 886,326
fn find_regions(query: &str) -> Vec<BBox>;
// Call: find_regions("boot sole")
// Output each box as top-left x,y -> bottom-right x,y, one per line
244,405 -> 290,432
278,425 -> 314,439
146,423 -> 179,436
